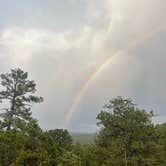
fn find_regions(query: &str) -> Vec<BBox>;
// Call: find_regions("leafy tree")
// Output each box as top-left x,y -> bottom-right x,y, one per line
12,149 -> 50,166
58,151 -> 79,166
155,123 -> 166,165
80,144 -> 106,166
0,131 -> 17,165
0,68 -> 43,130
47,129 -> 73,154
96,96 -> 158,166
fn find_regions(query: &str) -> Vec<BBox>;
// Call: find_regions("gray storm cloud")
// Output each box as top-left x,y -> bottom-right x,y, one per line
0,0 -> 165,132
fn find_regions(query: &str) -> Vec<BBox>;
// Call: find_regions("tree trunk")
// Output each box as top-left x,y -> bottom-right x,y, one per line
7,81 -> 17,130
7,122 -> 11,130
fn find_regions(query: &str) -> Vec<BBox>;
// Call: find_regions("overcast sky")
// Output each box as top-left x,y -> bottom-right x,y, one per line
0,0 -> 166,132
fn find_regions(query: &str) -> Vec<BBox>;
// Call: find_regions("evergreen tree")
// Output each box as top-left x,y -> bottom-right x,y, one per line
96,97 -> 157,166
0,68 -> 43,130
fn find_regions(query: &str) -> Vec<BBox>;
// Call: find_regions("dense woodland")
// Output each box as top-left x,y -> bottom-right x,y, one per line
0,68 -> 165,166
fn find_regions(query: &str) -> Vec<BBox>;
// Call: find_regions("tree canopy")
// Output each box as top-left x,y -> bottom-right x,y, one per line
0,69 -> 165,165
96,96 -> 161,166
0,68 -> 43,130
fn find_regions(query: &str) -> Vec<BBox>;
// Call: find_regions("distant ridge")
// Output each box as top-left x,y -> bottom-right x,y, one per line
71,132 -> 96,144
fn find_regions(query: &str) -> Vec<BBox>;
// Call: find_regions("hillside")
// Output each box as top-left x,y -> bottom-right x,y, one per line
71,132 -> 96,144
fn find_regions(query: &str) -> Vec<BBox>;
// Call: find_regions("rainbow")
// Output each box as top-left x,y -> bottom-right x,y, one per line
65,24 -> 166,125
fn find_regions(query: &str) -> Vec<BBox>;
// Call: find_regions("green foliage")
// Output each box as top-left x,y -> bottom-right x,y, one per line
154,123 -> 166,165
0,68 -> 43,130
58,151 -> 79,166
0,69 -> 165,165
0,130 -> 18,165
96,96 -> 164,166
47,129 -> 73,155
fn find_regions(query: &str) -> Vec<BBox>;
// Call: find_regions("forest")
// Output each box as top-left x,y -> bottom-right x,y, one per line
0,68 -> 165,166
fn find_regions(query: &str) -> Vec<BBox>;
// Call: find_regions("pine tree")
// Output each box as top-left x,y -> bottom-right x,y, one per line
96,97 -> 156,166
0,68 -> 43,130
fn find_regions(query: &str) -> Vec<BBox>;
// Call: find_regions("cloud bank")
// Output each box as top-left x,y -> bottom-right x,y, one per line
0,0 -> 165,132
